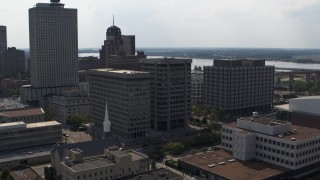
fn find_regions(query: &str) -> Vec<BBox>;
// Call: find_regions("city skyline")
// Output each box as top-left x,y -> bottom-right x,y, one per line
0,0 -> 320,49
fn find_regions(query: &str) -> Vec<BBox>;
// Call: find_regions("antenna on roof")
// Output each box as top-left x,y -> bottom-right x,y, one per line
113,14 -> 114,26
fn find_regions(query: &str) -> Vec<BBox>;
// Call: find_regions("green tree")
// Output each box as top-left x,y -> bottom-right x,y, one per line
67,114 -> 88,128
0,168 -> 11,180
292,80 -> 307,93
164,142 -> 185,155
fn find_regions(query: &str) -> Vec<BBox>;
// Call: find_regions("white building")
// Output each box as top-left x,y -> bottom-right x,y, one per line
222,115 -> 320,170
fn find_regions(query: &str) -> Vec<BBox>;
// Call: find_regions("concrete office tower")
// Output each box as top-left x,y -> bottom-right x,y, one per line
204,59 -> 274,116
0,26 -> 6,53
191,70 -> 204,104
21,0 -> 78,101
99,22 -> 135,62
140,58 -> 192,133
1,47 -> 25,73
88,68 -> 150,143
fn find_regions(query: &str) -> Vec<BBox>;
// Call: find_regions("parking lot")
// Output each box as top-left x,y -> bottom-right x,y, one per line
62,129 -> 92,144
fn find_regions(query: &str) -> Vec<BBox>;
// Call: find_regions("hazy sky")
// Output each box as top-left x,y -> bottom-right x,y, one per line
1,0 -> 320,49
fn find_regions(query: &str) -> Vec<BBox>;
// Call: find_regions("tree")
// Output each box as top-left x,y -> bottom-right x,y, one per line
67,114 -> 88,128
201,117 -> 207,125
0,168 -> 10,180
164,142 -> 184,155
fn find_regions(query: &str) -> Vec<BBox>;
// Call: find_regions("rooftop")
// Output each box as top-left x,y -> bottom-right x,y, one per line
0,108 -> 44,118
10,165 -> 43,180
240,116 -> 290,126
0,98 -> 27,111
179,150 -> 287,180
227,122 -> 320,141
89,68 -> 149,75
119,168 -> 182,180
27,121 -> 61,128
64,156 -> 114,172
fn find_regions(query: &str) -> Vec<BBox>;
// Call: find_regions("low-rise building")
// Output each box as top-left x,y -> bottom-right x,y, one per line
61,147 -> 150,180
178,150 -> 288,180
221,114 -> 320,170
0,98 -> 28,111
0,121 -> 62,152
40,89 -> 89,124
10,165 -> 43,180
116,168 -> 183,180
51,137 -> 121,178
0,108 -> 44,123
275,96 -> 320,129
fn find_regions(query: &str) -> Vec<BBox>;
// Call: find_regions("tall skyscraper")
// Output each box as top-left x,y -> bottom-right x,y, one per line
0,26 -> 7,53
88,68 -> 150,143
140,58 -> 192,133
21,0 -> 78,101
203,59 -> 274,116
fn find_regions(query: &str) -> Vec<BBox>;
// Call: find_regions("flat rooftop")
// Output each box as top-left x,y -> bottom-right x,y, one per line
89,68 -> 149,75
0,108 -> 44,118
227,122 -> 320,141
123,168 -> 182,180
179,150 -> 287,180
0,98 -> 27,111
0,145 -> 53,163
27,121 -> 61,128
240,116 -> 289,126
64,157 -> 114,172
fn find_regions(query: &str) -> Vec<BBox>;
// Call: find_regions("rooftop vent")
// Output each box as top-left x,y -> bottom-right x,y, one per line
228,159 -> 236,162
278,134 -> 284,138
208,164 -> 216,168
218,162 -> 226,165
291,138 -> 296,141
252,112 -> 259,118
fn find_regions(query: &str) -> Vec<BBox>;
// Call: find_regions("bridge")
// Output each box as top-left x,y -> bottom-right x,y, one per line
275,68 -> 320,86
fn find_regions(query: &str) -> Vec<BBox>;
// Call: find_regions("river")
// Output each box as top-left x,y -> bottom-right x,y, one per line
79,53 -> 320,70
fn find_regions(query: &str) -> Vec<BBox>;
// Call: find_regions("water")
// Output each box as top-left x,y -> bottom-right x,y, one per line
79,53 -> 320,70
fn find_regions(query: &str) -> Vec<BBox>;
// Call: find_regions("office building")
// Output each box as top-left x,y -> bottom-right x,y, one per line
21,0 -> 78,102
221,114 -> 320,170
107,51 -> 146,71
40,89 -> 89,124
100,22 -> 135,62
0,121 -> 61,152
0,108 -> 44,123
61,147 -> 150,180
79,56 -> 105,71
0,25 -> 6,53
140,58 -> 192,132
191,70 -> 203,104
203,59 -> 274,116
88,68 -> 150,142
1,47 -> 25,73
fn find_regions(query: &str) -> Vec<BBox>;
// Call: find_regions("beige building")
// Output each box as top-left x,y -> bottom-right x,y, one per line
21,0 -> 79,102
40,89 -> 89,124
0,121 -> 62,152
88,69 -> 150,142
0,108 -> 44,123
61,147 -> 150,180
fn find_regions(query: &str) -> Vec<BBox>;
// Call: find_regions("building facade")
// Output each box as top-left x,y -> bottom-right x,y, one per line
191,70 -> 203,104
222,115 -> 320,170
204,59 -> 274,116
0,25 -> 6,53
61,147 -> 150,180
40,89 -> 89,124
106,51 -> 146,71
0,121 -> 62,152
88,69 -> 150,142
140,58 -> 192,132
1,47 -> 25,73
21,0 -> 78,102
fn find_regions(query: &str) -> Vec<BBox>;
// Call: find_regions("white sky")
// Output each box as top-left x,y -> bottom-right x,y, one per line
1,0 -> 320,49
